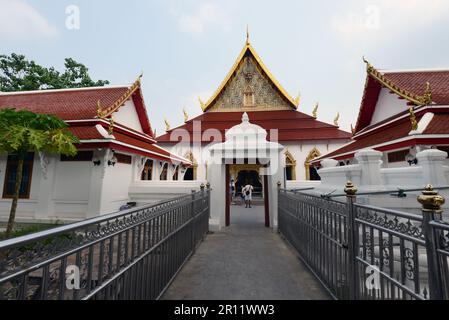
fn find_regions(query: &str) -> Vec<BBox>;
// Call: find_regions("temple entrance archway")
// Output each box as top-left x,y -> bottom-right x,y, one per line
209,113 -> 284,232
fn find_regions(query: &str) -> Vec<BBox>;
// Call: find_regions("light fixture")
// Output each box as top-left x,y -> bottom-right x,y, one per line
405,152 -> 417,166
92,154 -> 101,166
108,155 -> 117,167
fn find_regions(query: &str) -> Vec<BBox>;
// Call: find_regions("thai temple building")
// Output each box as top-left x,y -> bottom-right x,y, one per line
156,34 -> 351,230
157,34 -> 351,188
0,79 -> 191,223
314,60 -> 449,199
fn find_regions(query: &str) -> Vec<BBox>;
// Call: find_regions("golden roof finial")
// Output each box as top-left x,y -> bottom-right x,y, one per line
246,25 -> 250,45
363,56 -> 374,72
183,107 -> 189,122
198,96 -> 206,111
409,107 -> 418,130
351,123 -> 355,135
164,118 -> 170,132
97,100 -> 104,118
423,82 -> 432,105
334,112 -> 340,126
294,90 -> 301,108
312,102 -> 318,119
108,115 -> 114,135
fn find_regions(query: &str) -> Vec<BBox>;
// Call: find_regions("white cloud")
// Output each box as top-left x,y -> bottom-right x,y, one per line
331,0 -> 449,42
0,0 -> 59,40
175,2 -> 229,36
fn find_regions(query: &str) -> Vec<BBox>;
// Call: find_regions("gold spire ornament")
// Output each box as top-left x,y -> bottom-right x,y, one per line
312,102 -> 318,119
198,97 -> 206,111
183,108 -> 189,122
294,91 -> 301,108
423,82 -> 432,105
351,123 -> 355,135
97,100 -> 104,118
108,116 -> 114,135
409,107 -> 418,130
164,118 -> 171,132
334,112 -> 340,126
246,25 -> 250,45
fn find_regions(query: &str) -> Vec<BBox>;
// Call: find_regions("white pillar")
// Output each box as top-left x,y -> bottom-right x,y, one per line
355,149 -> 383,188
35,153 -> 57,221
208,161 -> 225,231
416,149 -> 448,186
87,149 -> 110,218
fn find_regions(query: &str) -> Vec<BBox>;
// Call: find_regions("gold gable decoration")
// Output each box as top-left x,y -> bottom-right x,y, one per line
97,74 -> 142,118
201,34 -> 299,112
363,57 -> 433,106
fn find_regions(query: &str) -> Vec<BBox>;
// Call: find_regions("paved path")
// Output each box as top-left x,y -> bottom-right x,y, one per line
162,205 -> 329,300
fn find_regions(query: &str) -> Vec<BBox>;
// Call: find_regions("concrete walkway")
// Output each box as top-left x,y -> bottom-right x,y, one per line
162,205 -> 329,300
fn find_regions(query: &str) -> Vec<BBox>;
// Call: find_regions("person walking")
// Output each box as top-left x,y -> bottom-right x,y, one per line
242,183 -> 254,208
230,179 -> 236,205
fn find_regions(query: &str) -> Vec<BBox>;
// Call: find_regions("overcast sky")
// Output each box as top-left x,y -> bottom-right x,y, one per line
1,0 -> 449,135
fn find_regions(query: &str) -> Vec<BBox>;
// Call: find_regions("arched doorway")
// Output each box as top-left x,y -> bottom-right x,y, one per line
305,147 -> 321,181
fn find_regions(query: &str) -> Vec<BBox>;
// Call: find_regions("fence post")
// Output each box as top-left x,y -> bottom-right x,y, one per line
344,180 -> 358,300
191,189 -> 196,253
418,184 -> 445,300
206,182 -> 211,234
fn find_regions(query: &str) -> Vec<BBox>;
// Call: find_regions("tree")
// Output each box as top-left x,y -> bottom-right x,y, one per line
0,53 -> 109,92
0,109 -> 79,238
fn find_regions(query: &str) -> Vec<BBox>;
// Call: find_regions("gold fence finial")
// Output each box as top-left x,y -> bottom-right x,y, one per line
312,102 -> 318,118
344,181 -> 357,196
334,112 -> 340,126
409,107 -> 418,130
418,184 -> 445,213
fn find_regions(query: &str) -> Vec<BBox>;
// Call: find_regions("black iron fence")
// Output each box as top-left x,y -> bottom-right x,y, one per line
278,183 -> 449,300
0,188 -> 210,300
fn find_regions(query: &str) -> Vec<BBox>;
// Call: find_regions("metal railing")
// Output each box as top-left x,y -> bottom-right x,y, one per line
0,188 -> 210,300
278,183 -> 449,300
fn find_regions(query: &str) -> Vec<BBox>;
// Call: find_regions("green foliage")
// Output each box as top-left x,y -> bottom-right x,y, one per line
0,222 -> 62,240
0,53 -> 109,92
0,108 -> 79,157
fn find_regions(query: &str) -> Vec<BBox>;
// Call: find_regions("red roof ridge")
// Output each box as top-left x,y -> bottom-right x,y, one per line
382,68 -> 449,74
0,84 -> 131,96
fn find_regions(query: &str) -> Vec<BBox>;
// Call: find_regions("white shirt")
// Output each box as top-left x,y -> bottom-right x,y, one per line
242,185 -> 254,197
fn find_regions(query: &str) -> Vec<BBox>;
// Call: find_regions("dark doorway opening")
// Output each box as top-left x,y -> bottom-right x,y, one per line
226,164 -> 269,228
309,166 -> 321,181
235,170 -> 262,198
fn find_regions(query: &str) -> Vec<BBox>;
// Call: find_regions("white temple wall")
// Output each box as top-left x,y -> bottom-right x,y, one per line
370,88 -> 408,125
112,100 -> 143,132
317,149 -> 449,193
0,150 -> 155,224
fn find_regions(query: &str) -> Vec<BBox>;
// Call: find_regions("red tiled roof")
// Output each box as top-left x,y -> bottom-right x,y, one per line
68,126 -> 103,140
316,112 -> 449,162
0,86 -> 130,120
316,117 -> 422,160
355,70 -> 449,133
424,114 -> 449,134
384,70 -> 449,105
157,110 -> 351,143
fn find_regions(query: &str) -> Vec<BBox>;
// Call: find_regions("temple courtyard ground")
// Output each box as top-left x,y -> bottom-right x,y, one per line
162,204 -> 329,300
